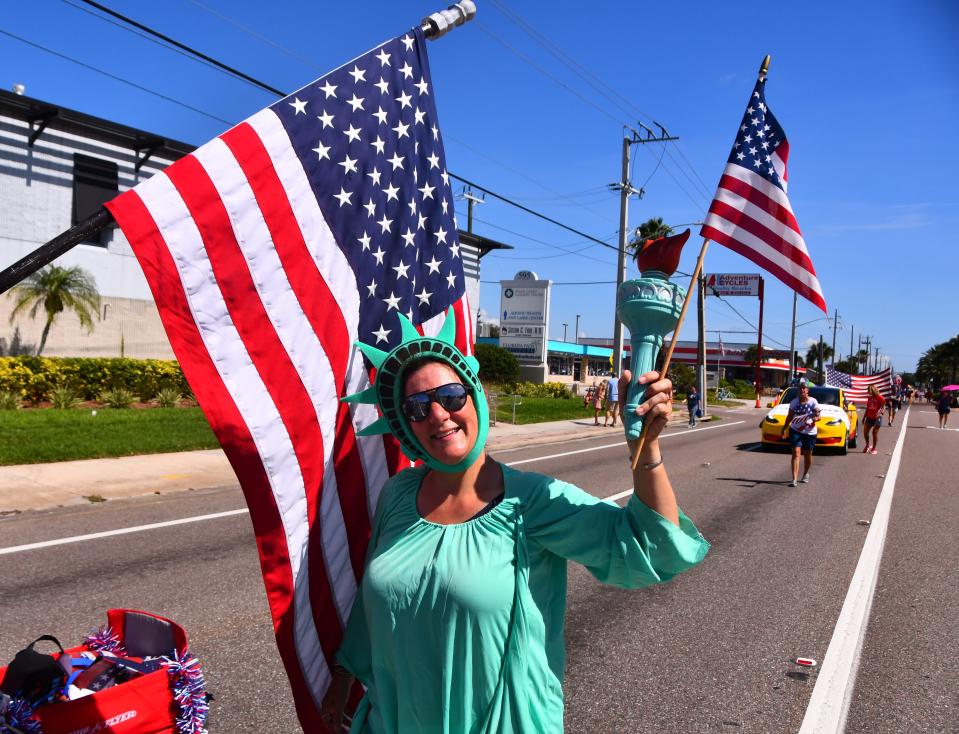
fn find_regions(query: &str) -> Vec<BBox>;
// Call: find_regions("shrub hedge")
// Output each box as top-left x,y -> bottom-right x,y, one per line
0,357 -> 190,403
475,343 -> 520,384
490,381 -> 574,399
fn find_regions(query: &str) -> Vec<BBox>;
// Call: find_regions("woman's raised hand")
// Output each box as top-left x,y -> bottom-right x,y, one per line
619,369 -> 673,442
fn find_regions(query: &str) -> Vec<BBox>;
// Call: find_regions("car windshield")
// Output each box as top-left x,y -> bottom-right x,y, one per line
779,387 -> 841,407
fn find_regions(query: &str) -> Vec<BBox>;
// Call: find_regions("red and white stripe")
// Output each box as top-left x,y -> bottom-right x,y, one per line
836,367 -> 894,404
106,106 -> 469,728
702,163 -> 826,313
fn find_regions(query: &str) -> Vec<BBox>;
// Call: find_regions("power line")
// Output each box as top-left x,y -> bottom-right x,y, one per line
184,0 -> 322,70
472,21 -> 626,129
444,132 -> 613,222
59,0 -> 272,99
75,0 -> 286,96
485,0 -> 716,216
449,174 -> 622,253
706,289 -> 791,349
483,279 -> 617,285
0,29 -> 232,125
469,215 -> 617,265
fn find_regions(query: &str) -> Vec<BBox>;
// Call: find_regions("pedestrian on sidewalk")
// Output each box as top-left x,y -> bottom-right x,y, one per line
686,385 -> 700,428
781,379 -> 820,487
862,384 -> 886,454
592,378 -> 607,426
604,372 -> 620,427
321,313 -> 708,733
937,389 -> 952,429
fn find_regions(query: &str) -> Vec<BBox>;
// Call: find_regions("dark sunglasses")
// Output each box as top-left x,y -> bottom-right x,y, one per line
401,383 -> 470,422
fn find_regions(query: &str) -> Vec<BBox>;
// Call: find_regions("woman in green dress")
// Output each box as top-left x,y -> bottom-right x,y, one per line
321,312 -> 708,733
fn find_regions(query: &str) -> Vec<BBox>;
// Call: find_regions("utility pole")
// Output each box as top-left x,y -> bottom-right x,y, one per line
562,322 -> 568,342
462,187 -> 484,234
788,292 -> 798,380
610,123 -> 679,375
818,335 -> 824,385
830,309 -> 838,367
849,325 -> 854,371
862,336 -> 872,373
697,272 -> 707,418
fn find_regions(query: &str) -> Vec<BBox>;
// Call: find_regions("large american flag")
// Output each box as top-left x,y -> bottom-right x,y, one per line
105,28 -> 471,731
701,78 -> 826,313
825,366 -> 893,404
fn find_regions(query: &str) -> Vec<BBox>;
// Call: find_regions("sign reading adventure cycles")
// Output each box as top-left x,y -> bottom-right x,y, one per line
500,271 -> 551,365
704,273 -> 761,297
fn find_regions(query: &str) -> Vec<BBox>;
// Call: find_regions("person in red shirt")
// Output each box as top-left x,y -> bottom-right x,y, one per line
862,384 -> 886,455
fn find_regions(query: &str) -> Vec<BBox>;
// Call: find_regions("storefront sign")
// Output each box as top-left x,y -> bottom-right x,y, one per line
704,273 -> 761,297
500,273 -> 551,365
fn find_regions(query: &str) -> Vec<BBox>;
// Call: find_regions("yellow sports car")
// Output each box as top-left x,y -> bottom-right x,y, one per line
759,385 -> 859,454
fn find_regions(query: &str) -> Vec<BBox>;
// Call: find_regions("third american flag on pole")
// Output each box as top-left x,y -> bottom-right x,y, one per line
701,74 -> 827,313
105,27 -> 471,731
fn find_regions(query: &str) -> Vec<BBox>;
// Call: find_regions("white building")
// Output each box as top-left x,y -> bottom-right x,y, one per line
0,88 -> 489,358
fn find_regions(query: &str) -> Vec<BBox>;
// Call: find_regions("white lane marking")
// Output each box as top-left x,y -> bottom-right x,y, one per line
745,443 -> 764,452
798,406 -> 910,734
506,420 -> 746,467
604,489 -> 634,502
0,509 -> 250,556
2,419 -> 747,555
924,425 -> 959,431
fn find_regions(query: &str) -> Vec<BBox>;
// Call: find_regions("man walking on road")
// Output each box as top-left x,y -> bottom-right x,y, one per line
781,379 -> 820,487
603,372 -> 620,427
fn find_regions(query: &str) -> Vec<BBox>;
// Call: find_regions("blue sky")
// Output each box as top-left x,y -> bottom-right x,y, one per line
3,0 -> 957,370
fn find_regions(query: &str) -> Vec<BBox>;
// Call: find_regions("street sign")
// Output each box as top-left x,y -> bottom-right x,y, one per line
704,273 -> 761,297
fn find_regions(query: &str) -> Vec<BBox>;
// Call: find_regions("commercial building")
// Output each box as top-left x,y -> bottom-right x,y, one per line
479,335 -> 805,392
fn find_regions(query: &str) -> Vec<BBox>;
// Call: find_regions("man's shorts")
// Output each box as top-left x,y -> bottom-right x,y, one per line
864,417 -> 882,428
606,400 -> 620,417
892,399 -> 902,410
788,429 -> 816,451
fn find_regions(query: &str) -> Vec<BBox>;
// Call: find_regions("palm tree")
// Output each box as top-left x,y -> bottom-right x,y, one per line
804,343 -> 834,382
627,217 -> 673,255
917,335 -> 959,386
8,265 -> 101,355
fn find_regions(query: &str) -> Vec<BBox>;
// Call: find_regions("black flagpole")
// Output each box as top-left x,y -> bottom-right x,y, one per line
0,1 -> 476,296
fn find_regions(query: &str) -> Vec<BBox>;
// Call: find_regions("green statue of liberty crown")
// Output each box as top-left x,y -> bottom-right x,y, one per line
341,308 -> 489,473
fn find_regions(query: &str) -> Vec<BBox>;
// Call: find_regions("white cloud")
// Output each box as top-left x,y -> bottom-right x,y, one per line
817,211 -> 929,234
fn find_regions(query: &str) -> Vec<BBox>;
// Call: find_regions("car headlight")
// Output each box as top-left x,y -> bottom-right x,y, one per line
825,419 -> 843,425
764,416 -> 779,424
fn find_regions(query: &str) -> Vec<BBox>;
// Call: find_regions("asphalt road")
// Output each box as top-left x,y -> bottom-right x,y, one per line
1,405 -> 955,733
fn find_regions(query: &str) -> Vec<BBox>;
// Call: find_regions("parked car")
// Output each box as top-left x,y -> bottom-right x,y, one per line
759,385 -> 859,454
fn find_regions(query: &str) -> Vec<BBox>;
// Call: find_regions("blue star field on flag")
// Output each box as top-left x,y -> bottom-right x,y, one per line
727,80 -> 788,193
271,28 -> 464,352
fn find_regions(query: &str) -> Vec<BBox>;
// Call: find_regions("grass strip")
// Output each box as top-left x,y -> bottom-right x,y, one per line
0,408 -> 219,465
492,396 -> 593,425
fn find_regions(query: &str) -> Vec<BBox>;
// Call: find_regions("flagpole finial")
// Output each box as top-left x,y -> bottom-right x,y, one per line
758,55 -> 771,82
422,1 -> 477,40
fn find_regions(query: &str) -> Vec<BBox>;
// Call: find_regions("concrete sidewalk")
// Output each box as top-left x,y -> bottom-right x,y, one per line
0,412 -> 700,514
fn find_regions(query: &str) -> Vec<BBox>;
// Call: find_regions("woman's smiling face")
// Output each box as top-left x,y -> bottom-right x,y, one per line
402,360 -> 478,466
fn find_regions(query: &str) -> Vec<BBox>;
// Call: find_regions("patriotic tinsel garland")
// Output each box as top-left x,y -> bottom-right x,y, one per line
1,695 -> 42,734
160,650 -> 209,734
83,625 -> 126,656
